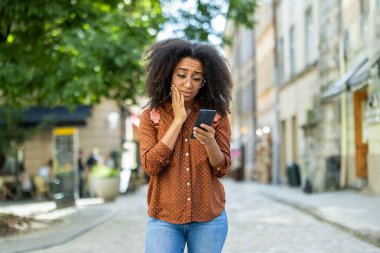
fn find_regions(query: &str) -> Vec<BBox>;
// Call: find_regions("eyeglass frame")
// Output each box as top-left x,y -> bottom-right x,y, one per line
172,71 -> 206,89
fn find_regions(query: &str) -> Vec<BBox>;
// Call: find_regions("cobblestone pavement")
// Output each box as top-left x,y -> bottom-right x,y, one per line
31,179 -> 380,253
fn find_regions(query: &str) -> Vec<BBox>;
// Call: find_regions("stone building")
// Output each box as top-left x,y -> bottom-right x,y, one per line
224,19 -> 256,180
225,0 -> 380,195
274,0 -> 321,188
320,0 -> 380,194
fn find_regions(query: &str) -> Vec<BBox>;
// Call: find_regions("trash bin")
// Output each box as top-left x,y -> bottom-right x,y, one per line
287,162 -> 300,187
234,166 -> 245,181
325,155 -> 340,190
53,173 -> 76,209
303,178 -> 312,194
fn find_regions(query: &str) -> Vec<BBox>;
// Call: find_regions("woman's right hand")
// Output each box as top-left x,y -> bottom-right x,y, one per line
171,85 -> 188,125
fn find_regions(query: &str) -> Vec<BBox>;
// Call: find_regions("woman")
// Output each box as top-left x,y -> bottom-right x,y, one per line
139,38 -> 232,253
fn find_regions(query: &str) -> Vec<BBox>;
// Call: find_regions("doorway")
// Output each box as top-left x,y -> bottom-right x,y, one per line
353,89 -> 368,179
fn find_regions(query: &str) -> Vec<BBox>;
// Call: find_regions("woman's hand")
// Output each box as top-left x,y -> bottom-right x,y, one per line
171,85 -> 189,125
158,85 -> 190,152
193,124 -> 216,146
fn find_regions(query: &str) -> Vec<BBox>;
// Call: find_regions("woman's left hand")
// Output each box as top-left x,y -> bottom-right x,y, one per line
193,124 -> 216,146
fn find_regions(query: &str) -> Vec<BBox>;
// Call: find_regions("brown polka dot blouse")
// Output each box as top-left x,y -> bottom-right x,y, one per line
139,101 -> 231,224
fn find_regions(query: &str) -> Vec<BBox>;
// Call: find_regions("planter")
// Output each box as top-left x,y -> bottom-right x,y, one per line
92,177 -> 120,201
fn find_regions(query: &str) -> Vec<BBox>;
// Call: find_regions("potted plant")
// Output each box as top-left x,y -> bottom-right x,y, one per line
90,164 -> 120,201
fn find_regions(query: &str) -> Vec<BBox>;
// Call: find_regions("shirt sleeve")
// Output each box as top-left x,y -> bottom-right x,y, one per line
210,113 -> 231,178
139,109 -> 172,176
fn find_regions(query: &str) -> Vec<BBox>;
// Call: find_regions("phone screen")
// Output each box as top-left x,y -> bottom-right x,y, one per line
190,109 -> 217,139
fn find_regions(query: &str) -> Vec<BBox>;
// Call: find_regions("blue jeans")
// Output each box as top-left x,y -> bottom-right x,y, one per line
145,210 -> 228,253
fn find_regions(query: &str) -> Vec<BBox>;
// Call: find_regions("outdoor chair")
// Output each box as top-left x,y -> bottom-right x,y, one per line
0,177 -> 14,201
33,176 -> 50,199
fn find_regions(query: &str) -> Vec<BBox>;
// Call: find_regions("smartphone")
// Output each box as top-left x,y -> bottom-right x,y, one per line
190,109 -> 217,139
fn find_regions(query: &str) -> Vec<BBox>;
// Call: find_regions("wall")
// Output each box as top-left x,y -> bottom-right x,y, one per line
24,131 -> 53,176
279,68 -> 319,186
368,122 -> 380,194
78,99 -> 121,161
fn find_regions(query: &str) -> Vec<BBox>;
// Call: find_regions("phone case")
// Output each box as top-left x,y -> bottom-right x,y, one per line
190,109 -> 217,139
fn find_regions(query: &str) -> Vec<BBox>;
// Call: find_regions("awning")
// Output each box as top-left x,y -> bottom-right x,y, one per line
0,105 -> 92,127
321,58 -> 369,101
348,51 -> 380,88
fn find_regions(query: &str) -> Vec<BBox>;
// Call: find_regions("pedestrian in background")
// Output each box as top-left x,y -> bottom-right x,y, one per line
38,159 -> 53,183
139,38 -> 232,253
78,149 -> 86,198
86,148 -> 102,197
86,148 -> 102,171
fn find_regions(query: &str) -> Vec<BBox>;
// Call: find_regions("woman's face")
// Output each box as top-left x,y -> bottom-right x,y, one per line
171,57 -> 205,103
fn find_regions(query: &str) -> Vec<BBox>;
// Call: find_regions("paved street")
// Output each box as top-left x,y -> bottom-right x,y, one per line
29,179 -> 380,253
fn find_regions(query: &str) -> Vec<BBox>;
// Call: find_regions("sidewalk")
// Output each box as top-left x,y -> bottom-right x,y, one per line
0,198 -> 119,253
1,181 -> 379,252
253,182 -> 380,247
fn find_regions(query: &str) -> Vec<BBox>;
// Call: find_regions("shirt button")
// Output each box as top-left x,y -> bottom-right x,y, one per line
185,139 -> 188,142
187,198 -> 191,201
186,168 -> 190,171
217,168 -> 221,171
185,153 -> 189,156
187,182 -> 190,186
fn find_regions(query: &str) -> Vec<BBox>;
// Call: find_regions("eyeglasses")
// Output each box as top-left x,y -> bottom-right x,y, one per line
172,72 -> 206,89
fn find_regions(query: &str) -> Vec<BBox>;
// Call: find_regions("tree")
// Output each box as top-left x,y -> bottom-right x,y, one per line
0,0 -> 164,107
0,0 -> 257,107
164,0 -> 257,45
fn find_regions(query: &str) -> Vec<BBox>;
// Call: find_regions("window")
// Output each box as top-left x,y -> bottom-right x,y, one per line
291,116 -> 298,162
360,0 -> 369,34
288,0 -> 296,14
305,9 -> 314,65
241,31 -> 255,62
377,0 -> 380,37
277,37 -> 285,83
343,30 -> 350,64
289,26 -> 296,77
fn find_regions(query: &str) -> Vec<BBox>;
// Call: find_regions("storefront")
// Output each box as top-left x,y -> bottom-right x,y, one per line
0,100 -> 126,199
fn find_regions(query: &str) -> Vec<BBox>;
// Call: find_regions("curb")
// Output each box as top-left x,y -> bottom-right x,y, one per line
0,207 -> 119,253
261,192 -> 380,248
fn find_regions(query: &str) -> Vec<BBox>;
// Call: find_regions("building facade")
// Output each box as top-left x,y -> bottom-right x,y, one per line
23,99 -> 123,176
274,0 -> 320,188
320,0 -> 380,194
224,20 -> 257,180
249,1 -> 276,183
226,0 -> 380,195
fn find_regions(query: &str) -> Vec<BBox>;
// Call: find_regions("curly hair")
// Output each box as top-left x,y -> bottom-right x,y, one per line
144,38 -> 232,115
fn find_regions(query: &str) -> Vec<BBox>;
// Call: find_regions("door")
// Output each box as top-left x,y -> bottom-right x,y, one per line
353,90 -> 368,178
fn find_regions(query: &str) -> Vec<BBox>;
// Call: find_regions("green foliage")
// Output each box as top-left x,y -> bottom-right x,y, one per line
91,164 -> 120,178
0,0 -> 257,107
163,0 -> 257,45
0,0 -> 164,107
227,0 -> 258,29
0,107 -> 48,154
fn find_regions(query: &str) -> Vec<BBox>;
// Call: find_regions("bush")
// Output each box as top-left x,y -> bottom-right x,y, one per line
91,164 -> 120,178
